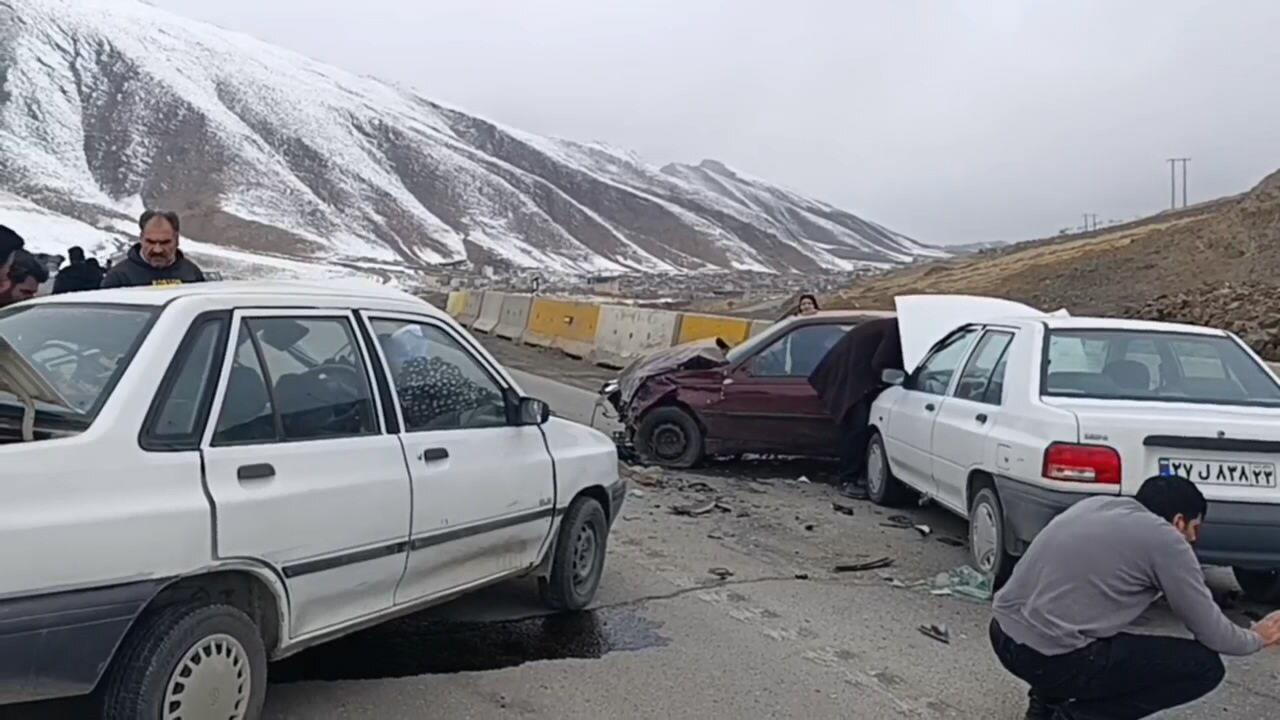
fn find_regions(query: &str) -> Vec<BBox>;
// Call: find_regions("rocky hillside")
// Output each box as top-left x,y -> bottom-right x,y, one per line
0,0 -> 944,275
831,169 -> 1280,358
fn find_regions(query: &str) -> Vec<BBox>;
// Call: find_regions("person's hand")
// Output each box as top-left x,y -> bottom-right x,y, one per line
1251,611 -> 1280,647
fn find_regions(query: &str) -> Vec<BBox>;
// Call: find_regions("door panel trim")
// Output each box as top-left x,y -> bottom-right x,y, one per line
283,540 -> 410,579
408,506 -> 557,551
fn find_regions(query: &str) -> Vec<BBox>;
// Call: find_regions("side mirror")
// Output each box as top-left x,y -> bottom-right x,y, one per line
881,368 -> 906,386
517,396 -> 551,426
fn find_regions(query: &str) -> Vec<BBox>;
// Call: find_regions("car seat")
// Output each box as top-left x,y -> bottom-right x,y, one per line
1102,360 -> 1151,392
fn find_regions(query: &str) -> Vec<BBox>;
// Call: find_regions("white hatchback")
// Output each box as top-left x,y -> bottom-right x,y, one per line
866,295 -> 1280,601
0,281 -> 624,718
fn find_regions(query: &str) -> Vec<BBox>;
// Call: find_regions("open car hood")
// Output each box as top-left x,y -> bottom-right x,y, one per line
0,336 -> 74,412
894,294 -> 1065,370
614,337 -> 730,406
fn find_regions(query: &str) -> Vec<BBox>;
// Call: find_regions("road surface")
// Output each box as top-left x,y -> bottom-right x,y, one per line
12,339 -> 1280,719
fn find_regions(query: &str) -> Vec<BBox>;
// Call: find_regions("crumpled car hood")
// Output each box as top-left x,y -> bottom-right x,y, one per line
615,337 -> 730,406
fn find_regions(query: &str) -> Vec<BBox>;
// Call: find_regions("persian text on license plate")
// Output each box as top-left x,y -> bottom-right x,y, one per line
1158,458 -> 1277,488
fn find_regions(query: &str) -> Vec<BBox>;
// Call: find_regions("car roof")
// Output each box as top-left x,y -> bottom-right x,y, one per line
27,279 -> 442,316
983,314 -> 1227,337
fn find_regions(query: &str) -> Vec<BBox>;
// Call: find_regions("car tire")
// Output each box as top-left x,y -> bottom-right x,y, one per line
865,432 -> 911,506
969,487 -> 1016,589
635,406 -> 704,468
99,602 -> 268,720
540,496 -> 610,612
1233,567 -> 1280,604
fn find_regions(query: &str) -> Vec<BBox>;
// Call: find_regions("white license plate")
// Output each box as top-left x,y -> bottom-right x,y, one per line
1158,457 -> 1277,488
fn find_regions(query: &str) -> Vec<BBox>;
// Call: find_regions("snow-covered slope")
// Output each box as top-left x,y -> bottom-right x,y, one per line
0,0 -> 944,275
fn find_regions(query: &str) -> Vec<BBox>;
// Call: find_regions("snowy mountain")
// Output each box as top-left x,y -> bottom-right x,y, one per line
0,0 -> 945,276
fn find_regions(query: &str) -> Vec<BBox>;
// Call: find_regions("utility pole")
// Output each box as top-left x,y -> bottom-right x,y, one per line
1166,158 -> 1191,209
1081,213 -> 1099,232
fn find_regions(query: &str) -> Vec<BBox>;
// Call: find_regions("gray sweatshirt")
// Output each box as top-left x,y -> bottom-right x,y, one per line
993,495 -> 1262,657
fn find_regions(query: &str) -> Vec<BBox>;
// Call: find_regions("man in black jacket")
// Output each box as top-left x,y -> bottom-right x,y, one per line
101,210 -> 205,289
1,251 -> 50,306
51,246 -> 103,294
808,316 -> 903,499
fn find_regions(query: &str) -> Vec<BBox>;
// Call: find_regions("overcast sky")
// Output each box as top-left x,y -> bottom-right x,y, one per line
153,0 -> 1279,246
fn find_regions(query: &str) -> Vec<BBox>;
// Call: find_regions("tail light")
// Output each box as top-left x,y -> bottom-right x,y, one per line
1043,442 -> 1122,484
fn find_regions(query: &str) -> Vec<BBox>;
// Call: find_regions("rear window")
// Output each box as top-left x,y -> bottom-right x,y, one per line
1042,329 -> 1280,405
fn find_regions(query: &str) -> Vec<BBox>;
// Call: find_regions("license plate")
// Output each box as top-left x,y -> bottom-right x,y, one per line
1158,457 -> 1277,488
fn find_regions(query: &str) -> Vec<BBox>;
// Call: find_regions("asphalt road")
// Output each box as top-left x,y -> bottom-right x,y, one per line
12,338 -> 1280,719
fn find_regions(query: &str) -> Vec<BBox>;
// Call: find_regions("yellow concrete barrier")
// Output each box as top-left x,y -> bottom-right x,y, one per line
445,290 -> 467,317
523,297 -> 601,357
676,312 -> 752,346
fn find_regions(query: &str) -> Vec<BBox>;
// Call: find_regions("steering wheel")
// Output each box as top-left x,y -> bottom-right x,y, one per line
309,363 -> 364,400
324,341 -> 355,368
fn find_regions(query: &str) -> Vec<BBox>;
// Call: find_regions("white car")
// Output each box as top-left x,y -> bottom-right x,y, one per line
866,295 -> 1280,600
0,281 -> 624,718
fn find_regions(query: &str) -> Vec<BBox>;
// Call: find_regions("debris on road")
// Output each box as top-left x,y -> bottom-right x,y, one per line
912,524 -> 932,537
917,623 -> 951,644
709,567 -> 735,580
930,565 -> 994,603
936,536 -> 966,548
629,489 -> 646,499
795,475 -> 811,484
834,557 -> 894,573
625,465 -> 666,488
831,502 -> 856,516
671,500 -> 717,516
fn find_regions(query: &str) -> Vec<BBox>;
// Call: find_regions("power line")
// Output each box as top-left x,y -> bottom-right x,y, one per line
1166,158 -> 1191,209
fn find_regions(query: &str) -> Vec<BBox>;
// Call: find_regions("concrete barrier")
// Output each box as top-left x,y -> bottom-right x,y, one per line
749,319 -> 774,337
445,290 -> 467,317
523,297 -> 567,348
523,298 -> 600,357
591,305 -> 682,368
494,293 -> 533,340
472,291 -> 505,334
458,290 -> 483,327
676,312 -> 753,346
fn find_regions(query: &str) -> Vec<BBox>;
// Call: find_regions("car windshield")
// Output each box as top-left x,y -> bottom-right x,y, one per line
1041,329 -> 1280,405
725,322 -> 783,364
0,303 -> 157,421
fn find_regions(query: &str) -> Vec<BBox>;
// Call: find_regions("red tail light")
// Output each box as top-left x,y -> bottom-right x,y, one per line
1043,442 -> 1122,484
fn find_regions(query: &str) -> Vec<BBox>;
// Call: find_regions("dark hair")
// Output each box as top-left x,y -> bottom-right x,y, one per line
9,250 -> 48,285
87,258 -> 101,269
798,293 -> 820,309
68,245 -> 85,263
0,225 -> 26,264
139,209 -> 181,235
1135,474 -> 1207,522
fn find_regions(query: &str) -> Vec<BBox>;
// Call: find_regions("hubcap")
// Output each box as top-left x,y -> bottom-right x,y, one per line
652,422 -> 687,460
971,500 -> 1000,573
866,441 -> 885,495
163,633 -> 251,720
571,522 -> 599,589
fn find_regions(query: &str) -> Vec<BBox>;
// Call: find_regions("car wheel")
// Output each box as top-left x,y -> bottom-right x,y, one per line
540,496 -> 610,611
969,487 -> 1015,589
865,432 -> 911,506
1233,567 -> 1280,604
99,602 -> 268,720
636,406 -> 704,468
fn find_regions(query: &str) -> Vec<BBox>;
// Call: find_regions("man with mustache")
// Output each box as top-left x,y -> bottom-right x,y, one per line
101,210 -> 206,289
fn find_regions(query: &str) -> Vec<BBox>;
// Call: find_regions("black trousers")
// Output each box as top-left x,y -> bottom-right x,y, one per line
837,399 -> 872,483
989,619 -> 1225,719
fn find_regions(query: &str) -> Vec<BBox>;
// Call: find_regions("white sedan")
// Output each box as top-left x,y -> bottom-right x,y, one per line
865,295 -> 1280,600
0,280 -> 623,718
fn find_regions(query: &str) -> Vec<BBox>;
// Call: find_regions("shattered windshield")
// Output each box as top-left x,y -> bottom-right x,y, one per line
0,304 -> 158,420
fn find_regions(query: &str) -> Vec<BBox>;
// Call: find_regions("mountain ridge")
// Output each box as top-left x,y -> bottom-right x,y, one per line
0,0 -> 946,275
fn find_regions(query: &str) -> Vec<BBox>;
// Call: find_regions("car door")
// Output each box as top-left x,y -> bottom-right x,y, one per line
929,328 -> 1015,513
201,310 -> 412,639
882,326 -> 982,497
705,323 -> 849,456
362,312 -> 557,604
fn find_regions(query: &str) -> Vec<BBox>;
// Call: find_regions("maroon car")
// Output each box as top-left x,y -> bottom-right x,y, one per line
601,310 -> 895,467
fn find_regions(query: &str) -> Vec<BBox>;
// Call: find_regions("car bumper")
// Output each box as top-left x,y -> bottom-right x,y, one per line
993,478 -> 1099,555
0,579 -> 165,705
1194,500 -> 1280,570
608,477 -> 628,527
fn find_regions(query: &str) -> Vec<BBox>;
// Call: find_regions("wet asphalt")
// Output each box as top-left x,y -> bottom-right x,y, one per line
9,337 -> 1280,718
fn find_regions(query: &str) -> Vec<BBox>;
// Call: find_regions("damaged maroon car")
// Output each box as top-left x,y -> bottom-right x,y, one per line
600,310 -> 894,467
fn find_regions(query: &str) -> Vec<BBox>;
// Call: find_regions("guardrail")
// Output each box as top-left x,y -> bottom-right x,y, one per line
445,290 -> 1280,375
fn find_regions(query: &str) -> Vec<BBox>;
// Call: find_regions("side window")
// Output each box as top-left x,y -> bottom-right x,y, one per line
249,317 -> 378,441
212,324 -> 278,445
752,324 -> 850,377
908,327 -> 980,395
142,316 -> 227,449
953,330 -> 1014,405
370,318 -> 508,432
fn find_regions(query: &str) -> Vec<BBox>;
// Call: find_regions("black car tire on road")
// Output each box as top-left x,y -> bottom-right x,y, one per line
540,496 -> 610,611
865,432 -> 911,506
1233,567 -> 1280,604
636,406 -> 704,468
100,602 -> 268,720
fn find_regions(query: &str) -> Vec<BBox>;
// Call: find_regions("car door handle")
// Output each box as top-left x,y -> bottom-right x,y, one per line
924,403 -> 936,412
975,413 -> 988,424
237,463 -> 275,481
421,447 -> 449,462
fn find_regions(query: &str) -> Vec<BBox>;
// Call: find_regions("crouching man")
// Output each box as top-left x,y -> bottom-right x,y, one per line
990,475 -> 1280,719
